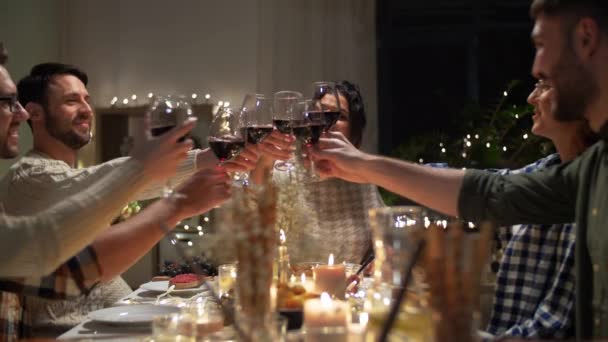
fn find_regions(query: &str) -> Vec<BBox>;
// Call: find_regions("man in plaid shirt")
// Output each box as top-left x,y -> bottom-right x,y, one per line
486,153 -> 576,338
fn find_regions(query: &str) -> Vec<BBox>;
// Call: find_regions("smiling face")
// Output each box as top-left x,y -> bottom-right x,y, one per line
0,66 -> 28,158
42,74 -> 93,150
528,80 -> 560,139
531,13 -> 599,123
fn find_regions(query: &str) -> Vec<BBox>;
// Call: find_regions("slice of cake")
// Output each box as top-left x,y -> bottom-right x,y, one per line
169,273 -> 205,289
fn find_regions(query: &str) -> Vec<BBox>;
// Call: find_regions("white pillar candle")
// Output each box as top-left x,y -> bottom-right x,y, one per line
314,254 -> 346,299
304,292 -> 348,328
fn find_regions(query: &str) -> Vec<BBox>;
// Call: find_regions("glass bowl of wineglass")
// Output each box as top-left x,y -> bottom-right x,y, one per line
312,81 -> 341,132
148,95 -> 193,197
273,91 -> 302,171
208,106 -> 246,184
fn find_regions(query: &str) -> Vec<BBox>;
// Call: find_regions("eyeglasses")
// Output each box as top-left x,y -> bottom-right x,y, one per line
0,95 -> 23,113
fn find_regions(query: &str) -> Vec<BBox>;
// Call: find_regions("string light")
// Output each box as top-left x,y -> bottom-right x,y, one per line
203,217 -> 209,222
514,114 -> 519,119
148,92 -> 154,99
192,93 -> 198,100
223,101 -> 230,107
122,98 -> 129,105
441,148 -> 446,153
485,142 -> 491,148
523,133 -> 529,140
419,158 -> 424,163
503,91 -> 508,97
218,101 -> 224,107
474,134 -> 479,140
198,231 -> 204,236
439,142 -> 444,147
131,94 -> 137,101
465,141 -> 471,147
110,96 -> 118,105
184,225 -> 190,230
462,152 -> 467,158
466,134 -> 471,139
205,94 -> 211,100
197,225 -> 203,231
503,146 -> 508,152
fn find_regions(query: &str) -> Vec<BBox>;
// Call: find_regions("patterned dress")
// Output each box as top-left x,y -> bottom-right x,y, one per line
274,170 -> 384,264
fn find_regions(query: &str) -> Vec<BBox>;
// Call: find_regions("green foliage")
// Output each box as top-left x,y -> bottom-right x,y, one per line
381,80 -> 554,205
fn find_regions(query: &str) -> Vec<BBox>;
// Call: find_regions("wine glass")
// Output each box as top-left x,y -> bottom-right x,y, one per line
148,95 -> 193,197
312,81 -> 341,132
273,91 -> 302,171
208,106 -> 246,185
292,100 -> 324,181
241,94 -> 273,145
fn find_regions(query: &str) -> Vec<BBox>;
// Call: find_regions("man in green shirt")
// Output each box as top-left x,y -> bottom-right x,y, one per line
311,0 -> 608,338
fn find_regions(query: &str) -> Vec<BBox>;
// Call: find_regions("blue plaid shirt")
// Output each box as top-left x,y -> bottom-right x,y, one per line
486,153 -> 575,338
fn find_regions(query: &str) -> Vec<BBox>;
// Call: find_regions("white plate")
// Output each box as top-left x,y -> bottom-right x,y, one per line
88,304 -> 180,324
140,280 -> 208,293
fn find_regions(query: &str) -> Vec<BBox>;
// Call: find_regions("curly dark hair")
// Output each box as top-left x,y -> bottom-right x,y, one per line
313,80 -> 367,148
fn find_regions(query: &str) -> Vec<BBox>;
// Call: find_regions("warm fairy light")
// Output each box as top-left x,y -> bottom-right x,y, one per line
523,133 -> 529,140
205,94 -> 211,100
280,229 -> 286,244
474,134 -> 479,139
148,92 -> 154,98
122,98 -> 129,105
465,141 -> 472,147
321,292 -> 332,306
192,93 -> 198,100
466,134 -> 471,139
462,152 -> 467,158
184,225 -> 189,230
197,226 -> 202,231
218,101 -> 224,107
198,231 -> 204,236
187,241 -> 193,246
223,101 -> 230,107
503,91 -> 508,97
131,94 -> 137,101
328,253 -> 334,266
515,114 -> 519,119
503,146 -> 508,152
486,142 -> 491,148
439,142 -> 444,147
204,216 -> 209,222
419,158 -> 424,163
441,148 -> 446,153
111,96 -> 118,105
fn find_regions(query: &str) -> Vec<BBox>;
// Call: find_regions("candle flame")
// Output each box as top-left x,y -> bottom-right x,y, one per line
320,292 -> 332,306
328,253 -> 334,266
279,229 -> 286,244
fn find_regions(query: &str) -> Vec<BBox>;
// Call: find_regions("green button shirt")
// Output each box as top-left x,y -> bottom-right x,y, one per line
458,123 -> 608,339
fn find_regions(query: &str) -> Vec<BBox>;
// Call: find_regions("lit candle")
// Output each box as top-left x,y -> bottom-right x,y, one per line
301,273 -> 315,293
304,292 -> 348,328
314,254 -> 346,299
277,229 -> 290,284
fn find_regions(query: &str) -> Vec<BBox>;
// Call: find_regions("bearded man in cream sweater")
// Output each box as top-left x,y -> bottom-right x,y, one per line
0,63 -> 256,339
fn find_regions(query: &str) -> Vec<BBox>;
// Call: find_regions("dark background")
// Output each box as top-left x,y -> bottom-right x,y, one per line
376,0 -> 536,154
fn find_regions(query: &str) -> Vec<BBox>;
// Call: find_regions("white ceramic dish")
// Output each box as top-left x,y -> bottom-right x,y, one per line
88,304 -> 180,324
140,280 -> 208,293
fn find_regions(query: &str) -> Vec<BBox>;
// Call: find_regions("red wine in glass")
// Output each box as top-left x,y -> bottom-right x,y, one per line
292,121 -> 324,146
245,125 -> 274,144
208,136 -> 246,162
322,111 -> 340,131
273,119 -> 292,134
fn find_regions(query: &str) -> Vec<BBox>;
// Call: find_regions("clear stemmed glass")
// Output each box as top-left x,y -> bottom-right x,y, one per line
241,94 -> 274,144
291,99 -> 324,180
312,81 -> 341,132
148,95 -> 193,197
208,106 -> 246,185
272,91 -> 302,171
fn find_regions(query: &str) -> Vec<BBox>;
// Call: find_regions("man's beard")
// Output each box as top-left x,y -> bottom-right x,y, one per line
551,40 -> 599,122
44,108 -> 91,150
